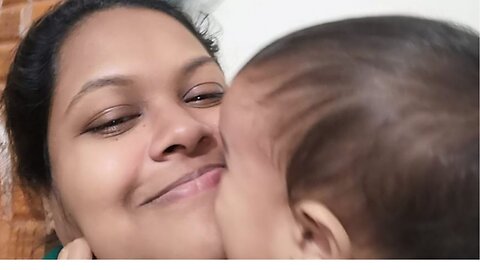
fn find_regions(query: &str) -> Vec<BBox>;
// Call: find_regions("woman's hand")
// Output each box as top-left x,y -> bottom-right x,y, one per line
58,238 -> 93,259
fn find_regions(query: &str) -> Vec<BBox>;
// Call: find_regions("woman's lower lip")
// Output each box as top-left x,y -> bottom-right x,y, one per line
148,167 -> 223,205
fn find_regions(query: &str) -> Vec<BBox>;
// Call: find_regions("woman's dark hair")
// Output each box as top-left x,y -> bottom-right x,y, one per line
1,0 -> 219,193
248,16 -> 479,258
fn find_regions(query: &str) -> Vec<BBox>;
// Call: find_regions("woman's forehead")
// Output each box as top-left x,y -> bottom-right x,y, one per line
60,7 -> 202,57
51,6 -> 214,121
56,9 -> 207,80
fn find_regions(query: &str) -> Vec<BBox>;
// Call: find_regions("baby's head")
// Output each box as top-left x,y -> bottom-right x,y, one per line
216,16 -> 479,259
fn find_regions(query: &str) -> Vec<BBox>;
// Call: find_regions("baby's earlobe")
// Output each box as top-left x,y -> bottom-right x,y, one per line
293,200 -> 352,259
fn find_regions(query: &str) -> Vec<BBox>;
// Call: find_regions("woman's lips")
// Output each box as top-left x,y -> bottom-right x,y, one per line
140,164 -> 224,206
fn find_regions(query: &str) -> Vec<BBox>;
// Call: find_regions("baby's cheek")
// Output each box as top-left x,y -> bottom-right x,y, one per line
216,175 -> 242,227
215,175 -> 231,220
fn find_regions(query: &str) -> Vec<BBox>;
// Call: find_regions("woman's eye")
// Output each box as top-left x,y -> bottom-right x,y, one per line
83,106 -> 142,137
87,114 -> 140,136
183,82 -> 224,107
185,93 -> 223,103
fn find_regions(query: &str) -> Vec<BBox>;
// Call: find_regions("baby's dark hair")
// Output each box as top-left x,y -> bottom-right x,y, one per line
1,0 -> 219,193
248,16 -> 479,258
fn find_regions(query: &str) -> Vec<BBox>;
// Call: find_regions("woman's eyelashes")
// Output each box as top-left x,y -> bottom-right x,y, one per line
83,105 -> 142,137
87,114 -> 141,136
81,82 -> 223,137
183,82 -> 225,107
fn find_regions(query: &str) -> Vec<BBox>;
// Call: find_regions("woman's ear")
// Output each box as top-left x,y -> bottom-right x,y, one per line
42,195 -> 56,235
292,200 -> 351,259
48,190 -> 83,244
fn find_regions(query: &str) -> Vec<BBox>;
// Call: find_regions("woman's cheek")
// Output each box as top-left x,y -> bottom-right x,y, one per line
61,132 -> 146,212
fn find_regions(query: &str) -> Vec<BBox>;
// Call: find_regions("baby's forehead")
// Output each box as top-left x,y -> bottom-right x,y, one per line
228,62 -> 299,105
226,62 -> 319,136
230,67 -> 278,97
223,69 -> 280,124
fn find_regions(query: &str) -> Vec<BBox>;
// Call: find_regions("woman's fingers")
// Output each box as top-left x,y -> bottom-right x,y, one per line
58,238 -> 93,259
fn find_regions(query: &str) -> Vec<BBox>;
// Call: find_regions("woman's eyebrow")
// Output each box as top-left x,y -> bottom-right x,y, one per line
177,56 -> 218,82
65,57 -> 216,115
65,76 -> 134,114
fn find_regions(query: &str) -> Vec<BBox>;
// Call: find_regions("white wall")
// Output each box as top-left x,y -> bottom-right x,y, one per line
212,0 -> 479,81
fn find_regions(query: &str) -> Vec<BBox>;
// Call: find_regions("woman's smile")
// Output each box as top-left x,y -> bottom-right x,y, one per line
140,164 -> 225,207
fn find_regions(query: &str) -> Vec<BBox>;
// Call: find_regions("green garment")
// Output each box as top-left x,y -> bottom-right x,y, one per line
43,245 -> 62,259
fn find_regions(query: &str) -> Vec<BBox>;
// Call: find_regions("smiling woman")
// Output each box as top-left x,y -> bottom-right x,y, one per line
1,0 -> 227,259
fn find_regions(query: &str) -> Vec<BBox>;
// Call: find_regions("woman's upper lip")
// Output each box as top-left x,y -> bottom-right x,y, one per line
139,164 -> 225,207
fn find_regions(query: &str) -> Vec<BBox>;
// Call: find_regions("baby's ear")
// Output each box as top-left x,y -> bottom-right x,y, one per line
292,200 -> 351,259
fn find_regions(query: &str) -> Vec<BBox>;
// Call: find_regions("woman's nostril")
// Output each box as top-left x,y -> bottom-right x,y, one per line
164,144 -> 180,154
198,136 -> 208,145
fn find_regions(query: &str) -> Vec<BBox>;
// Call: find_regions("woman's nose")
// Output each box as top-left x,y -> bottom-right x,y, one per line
148,110 -> 216,161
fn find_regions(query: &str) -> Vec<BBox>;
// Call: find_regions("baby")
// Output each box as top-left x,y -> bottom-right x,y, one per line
215,16 -> 479,259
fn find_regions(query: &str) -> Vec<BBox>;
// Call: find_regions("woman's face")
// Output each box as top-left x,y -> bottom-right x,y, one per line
47,7 -> 226,258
